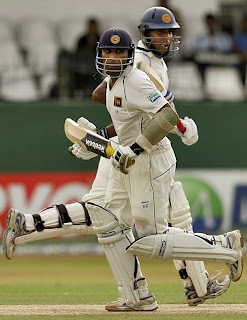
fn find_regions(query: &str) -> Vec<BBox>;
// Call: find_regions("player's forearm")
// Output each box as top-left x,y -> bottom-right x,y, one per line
133,105 -> 179,153
97,123 -> 116,139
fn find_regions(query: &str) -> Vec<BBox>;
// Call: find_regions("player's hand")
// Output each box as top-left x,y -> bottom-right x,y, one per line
77,117 -> 97,132
69,143 -> 98,160
69,117 -> 98,160
77,117 -> 110,139
111,145 -> 136,174
175,117 -> 198,146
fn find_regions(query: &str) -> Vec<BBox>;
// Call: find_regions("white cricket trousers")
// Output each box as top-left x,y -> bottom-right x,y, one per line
82,156 -> 111,206
104,145 -> 177,237
83,137 -> 118,206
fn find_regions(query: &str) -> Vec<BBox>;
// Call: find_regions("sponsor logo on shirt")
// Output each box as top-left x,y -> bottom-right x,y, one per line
114,96 -> 122,107
147,91 -> 161,103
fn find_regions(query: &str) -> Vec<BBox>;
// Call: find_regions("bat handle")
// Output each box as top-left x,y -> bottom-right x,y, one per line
177,119 -> 186,133
106,145 -> 135,167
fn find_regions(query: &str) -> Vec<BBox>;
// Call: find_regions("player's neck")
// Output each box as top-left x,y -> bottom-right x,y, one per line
110,78 -> 117,89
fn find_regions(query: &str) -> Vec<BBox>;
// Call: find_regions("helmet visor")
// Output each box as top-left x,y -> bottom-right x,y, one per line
141,34 -> 181,58
96,56 -> 134,78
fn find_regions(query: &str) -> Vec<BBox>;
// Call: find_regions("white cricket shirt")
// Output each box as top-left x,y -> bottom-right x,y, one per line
105,66 -> 169,148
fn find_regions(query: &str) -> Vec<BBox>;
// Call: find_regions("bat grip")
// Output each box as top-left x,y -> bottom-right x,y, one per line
177,119 -> 186,133
106,145 -> 115,158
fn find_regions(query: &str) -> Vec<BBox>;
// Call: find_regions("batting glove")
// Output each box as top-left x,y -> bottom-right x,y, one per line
69,142 -> 98,160
69,117 -> 98,160
111,145 -> 136,174
77,117 -> 97,132
174,117 -> 199,146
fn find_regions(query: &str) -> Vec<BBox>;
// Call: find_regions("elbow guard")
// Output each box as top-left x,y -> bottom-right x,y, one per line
136,107 -> 179,152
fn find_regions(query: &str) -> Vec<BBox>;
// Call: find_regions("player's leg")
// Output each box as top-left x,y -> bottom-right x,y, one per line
127,227 -> 243,282
3,155 -> 113,259
82,152 -> 114,205
3,201 -> 94,259
102,167 -> 157,311
126,146 -> 232,303
86,201 -> 157,311
85,152 -> 155,310
93,146 -> 173,310
111,145 -> 172,310
130,147 -> 230,305
128,145 -> 177,238
169,180 -> 230,305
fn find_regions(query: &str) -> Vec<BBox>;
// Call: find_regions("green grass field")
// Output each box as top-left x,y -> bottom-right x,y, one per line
0,253 -> 246,320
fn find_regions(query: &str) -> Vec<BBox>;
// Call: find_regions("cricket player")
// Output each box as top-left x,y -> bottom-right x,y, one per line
4,9 -> 241,311
85,26 -> 243,310
78,7 -> 232,307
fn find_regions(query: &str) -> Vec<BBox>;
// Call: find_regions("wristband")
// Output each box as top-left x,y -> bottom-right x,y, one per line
130,142 -> 144,155
97,126 -> 109,139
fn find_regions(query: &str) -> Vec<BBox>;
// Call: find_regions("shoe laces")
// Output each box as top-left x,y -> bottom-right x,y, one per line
207,269 -> 224,293
210,269 -> 224,282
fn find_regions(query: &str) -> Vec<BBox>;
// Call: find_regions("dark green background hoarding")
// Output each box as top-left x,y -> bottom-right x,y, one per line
0,100 -> 245,171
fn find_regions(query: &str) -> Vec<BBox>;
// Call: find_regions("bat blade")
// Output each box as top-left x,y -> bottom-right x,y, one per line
64,118 -> 115,159
137,61 -> 164,92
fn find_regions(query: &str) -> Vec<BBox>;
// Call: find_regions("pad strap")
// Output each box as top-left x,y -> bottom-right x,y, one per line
56,204 -> 72,227
79,201 -> 92,226
179,268 -> 189,280
32,214 -> 45,232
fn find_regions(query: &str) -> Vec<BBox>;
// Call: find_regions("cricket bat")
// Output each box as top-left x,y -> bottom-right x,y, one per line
65,118 -> 135,169
65,118 -> 115,159
65,118 -> 135,167
137,61 -> 186,133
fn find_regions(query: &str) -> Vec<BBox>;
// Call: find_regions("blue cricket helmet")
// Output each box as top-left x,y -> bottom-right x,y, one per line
138,7 -> 181,58
96,28 -> 135,78
138,7 -> 180,32
98,28 -> 134,49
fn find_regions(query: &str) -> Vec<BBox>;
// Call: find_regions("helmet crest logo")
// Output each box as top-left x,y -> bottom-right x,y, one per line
162,14 -> 171,23
110,35 -> 120,44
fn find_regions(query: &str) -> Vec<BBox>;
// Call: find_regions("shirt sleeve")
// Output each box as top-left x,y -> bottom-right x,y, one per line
125,68 -> 168,115
135,51 -> 151,66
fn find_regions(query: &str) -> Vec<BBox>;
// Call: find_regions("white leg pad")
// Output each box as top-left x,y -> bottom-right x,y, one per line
169,181 -> 192,230
86,202 -> 148,308
127,228 -> 238,264
15,201 -> 94,245
169,181 -> 208,297
185,261 -> 208,297
15,224 -> 95,245
172,257 -> 208,297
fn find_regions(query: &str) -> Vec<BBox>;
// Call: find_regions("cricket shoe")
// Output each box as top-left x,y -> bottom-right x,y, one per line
224,230 -> 244,282
105,292 -> 158,311
3,209 -> 27,259
186,273 -> 231,306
